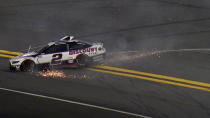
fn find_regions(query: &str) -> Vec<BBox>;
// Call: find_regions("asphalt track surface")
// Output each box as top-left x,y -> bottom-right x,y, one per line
1,0 -> 210,118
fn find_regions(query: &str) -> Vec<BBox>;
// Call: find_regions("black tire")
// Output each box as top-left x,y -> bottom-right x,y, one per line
75,54 -> 91,67
20,60 -> 35,72
9,64 -> 16,72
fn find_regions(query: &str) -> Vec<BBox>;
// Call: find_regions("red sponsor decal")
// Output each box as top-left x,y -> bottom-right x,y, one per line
69,47 -> 97,55
86,48 -> 90,52
69,51 -> 74,55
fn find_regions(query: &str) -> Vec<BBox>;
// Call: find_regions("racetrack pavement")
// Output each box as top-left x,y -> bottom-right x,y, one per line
1,0 -> 210,117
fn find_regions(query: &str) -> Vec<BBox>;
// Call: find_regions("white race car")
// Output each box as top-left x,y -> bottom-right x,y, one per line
9,36 -> 106,71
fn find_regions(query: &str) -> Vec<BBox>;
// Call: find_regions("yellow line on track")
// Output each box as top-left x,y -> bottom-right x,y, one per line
1,49 -> 210,92
96,65 -> 210,88
88,68 -> 210,92
0,50 -> 22,56
0,54 -> 14,58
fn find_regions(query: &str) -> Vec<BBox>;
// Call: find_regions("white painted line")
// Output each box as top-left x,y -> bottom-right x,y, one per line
0,87 -> 151,118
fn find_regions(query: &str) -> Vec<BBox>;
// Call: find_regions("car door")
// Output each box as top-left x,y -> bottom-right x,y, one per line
37,44 -> 68,65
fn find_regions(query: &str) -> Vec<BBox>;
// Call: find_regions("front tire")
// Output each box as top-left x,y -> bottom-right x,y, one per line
9,64 -> 16,72
20,60 -> 35,72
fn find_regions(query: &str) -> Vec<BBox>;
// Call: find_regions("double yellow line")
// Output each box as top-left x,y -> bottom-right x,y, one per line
88,65 -> 210,92
0,50 -> 22,58
1,49 -> 210,92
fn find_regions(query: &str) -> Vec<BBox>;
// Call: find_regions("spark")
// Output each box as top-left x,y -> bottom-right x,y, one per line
37,70 -> 66,78
36,70 -> 88,79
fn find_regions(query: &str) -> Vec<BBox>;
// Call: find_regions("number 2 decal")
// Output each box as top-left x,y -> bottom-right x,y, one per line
51,53 -> 62,65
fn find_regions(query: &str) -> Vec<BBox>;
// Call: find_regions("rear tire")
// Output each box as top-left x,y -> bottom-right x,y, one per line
20,60 -> 35,72
75,54 -> 91,67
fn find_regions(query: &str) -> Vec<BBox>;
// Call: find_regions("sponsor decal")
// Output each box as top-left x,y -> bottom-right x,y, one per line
69,47 -> 97,55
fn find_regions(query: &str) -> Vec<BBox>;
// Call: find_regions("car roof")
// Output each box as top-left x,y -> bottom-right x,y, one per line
47,36 -> 92,46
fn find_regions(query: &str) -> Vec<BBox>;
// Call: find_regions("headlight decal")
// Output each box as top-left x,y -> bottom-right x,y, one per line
12,61 -> 20,64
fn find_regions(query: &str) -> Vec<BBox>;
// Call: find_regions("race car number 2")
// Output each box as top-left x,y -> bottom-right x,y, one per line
51,53 -> 62,65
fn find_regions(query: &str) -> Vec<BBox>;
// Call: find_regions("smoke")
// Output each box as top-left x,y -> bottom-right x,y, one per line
103,48 -> 210,65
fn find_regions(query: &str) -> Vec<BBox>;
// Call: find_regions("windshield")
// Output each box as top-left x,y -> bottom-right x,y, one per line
35,45 -> 50,54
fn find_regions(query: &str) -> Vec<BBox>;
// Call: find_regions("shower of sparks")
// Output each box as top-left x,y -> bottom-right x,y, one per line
37,70 -> 66,78
36,70 -> 88,79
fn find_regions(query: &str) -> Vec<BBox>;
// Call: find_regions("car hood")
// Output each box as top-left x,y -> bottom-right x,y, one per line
21,52 -> 38,57
11,51 -> 38,60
